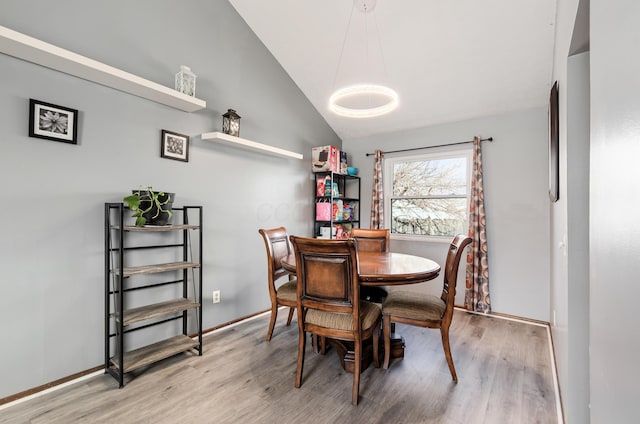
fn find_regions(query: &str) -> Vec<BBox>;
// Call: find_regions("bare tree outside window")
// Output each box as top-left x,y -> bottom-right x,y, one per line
385,151 -> 471,237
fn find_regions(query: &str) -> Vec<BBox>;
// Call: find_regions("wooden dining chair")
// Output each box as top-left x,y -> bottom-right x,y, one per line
350,228 -> 390,252
290,236 -> 381,405
258,227 -> 298,342
350,228 -> 390,303
382,234 -> 472,382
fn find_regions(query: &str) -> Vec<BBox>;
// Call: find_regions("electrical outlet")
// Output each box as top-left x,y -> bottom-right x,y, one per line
212,290 -> 220,304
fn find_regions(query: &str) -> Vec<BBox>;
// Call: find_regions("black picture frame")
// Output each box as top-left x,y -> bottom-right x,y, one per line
548,81 -> 559,202
161,130 -> 189,162
28,99 -> 78,144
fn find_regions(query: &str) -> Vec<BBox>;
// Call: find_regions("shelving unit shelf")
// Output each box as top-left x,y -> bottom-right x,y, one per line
117,298 -> 200,326
104,204 -> 203,387
314,171 -> 361,239
1,25 -> 206,112
113,261 -> 200,277
111,335 -> 199,374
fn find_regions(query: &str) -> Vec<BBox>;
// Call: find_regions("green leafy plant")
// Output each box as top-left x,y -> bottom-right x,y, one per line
123,186 -> 173,226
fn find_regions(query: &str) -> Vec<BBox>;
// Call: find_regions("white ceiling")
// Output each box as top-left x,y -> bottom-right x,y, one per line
229,0 -> 557,140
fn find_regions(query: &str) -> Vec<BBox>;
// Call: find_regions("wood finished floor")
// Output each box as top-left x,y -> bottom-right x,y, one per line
0,310 -> 559,424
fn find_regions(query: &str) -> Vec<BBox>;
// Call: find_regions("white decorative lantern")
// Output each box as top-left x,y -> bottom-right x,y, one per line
175,65 -> 196,97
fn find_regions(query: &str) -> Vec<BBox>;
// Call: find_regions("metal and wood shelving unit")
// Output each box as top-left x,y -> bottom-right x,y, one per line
313,171 -> 360,239
104,204 -> 203,387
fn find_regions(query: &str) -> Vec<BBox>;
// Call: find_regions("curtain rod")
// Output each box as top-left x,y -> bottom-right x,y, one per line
365,137 -> 493,156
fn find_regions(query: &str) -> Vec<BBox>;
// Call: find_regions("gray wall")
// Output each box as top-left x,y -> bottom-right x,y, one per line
551,0 -> 640,422
565,50 -> 591,424
343,107 -> 551,321
0,0 -> 339,399
549,1 -> 591,423
590,0 -> 640,421
11,3 -> 640,420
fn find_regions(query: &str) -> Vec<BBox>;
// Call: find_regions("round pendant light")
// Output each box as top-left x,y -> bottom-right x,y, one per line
329,0 -> 398,118
329,84 -> 398,118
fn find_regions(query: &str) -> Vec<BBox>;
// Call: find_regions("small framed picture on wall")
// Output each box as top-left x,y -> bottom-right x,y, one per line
28,99 -> 78,144
161,130 -> 189,162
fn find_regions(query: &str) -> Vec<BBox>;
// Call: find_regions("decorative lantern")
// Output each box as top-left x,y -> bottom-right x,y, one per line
175,65 -> 196,97
222,109 -> 241,137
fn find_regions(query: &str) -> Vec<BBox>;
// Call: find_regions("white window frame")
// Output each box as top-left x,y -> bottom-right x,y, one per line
383,148 -> 473,242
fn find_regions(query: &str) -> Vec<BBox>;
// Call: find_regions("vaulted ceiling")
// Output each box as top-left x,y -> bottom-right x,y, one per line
229,0 -> 557,140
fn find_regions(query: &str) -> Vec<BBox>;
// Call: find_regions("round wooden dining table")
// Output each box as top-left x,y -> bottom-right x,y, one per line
281,251 -> 441,285
281,251 -> 441,373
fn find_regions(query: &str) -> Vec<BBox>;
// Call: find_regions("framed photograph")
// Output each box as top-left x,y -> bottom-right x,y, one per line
29,99 -> 78,144
548,81 -> 559,202
161,130 -> 189,162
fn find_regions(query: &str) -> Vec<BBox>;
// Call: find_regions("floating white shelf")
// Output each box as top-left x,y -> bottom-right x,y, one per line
201,132 -> 303,160
0,25 -> 206,112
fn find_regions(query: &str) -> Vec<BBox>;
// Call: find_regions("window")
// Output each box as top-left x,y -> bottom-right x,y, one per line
384,149 -> 472,239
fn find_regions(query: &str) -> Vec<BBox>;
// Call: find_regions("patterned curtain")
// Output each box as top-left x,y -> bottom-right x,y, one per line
370,150 -> 384,229
465,137 -> 491,313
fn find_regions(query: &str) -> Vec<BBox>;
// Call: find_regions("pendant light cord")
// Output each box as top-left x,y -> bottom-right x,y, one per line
331,3 -> 357,91
371,8 -> 390,86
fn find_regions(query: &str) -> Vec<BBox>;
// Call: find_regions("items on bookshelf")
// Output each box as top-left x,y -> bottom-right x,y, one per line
311,145 -> 347,174
123,186 -> 174,226
313,171 -> 360,239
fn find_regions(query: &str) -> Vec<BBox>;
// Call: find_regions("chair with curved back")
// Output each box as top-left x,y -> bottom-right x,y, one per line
258,227 -> 298,342
350,228 -> 390,303
350,228 -> 390,253
382,234 -> 472,382
290,236 -> 381,405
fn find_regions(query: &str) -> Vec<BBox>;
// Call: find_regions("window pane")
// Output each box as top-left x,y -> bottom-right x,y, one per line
393,157 -> 467,197
391,198 -> 467,236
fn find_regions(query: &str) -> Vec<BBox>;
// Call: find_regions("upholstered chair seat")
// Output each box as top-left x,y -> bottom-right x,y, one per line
275,280 -> 297,303
382,291 -> 445,322
305,301 -> 381,331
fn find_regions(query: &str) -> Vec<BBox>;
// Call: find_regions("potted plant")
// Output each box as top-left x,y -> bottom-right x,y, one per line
123,186 -> 174,226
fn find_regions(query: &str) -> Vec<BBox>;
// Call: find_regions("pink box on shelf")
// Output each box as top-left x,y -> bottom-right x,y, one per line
312,145 -> 340,173
316,201 -> 331,221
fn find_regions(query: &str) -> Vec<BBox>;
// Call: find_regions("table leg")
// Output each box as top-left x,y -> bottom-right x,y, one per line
326,333 -> 405,373
329,339 -> 374,374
